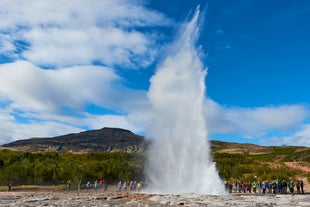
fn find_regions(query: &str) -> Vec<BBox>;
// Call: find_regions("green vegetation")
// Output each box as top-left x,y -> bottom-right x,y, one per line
0,150 -> 144,186
0,145 -> 309,187
213,145 -> 310,182
249,147 -> 310,163
214,152 -> 301,181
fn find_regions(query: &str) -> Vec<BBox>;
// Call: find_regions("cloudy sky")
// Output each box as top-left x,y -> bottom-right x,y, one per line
1,0 -> 310,146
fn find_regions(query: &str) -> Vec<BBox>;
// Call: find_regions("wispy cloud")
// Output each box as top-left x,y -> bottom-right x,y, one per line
205,99 -> 309,141
0,0 -> 172,68
0,60 -> 151,143
269,124 -> 310,146
0,61 -> 120,112
0,0 -> 171,144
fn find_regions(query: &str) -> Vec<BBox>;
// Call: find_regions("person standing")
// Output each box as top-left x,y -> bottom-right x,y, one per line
86,181 -> 91,191
289,181 -> 294,194
67,180 -> 71,191
300,180 -> 304,194
78,180 -> 82,192
252,181 -> 257,193
7,181 -> 12,191
94,180 -> 99,191
296,181 -> 301,194
118,181 -> 122,192
262,181 -> 266,194
257,181 -> 261,194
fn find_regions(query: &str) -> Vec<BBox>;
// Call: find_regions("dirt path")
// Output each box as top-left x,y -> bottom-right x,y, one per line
285,162 -> 310,173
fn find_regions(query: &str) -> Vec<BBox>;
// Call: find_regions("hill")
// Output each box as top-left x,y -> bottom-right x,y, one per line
2,127 -> 147,153
2,128 -> 310,162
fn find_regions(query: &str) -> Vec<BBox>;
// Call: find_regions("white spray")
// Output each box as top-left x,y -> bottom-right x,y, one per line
146,7 -> 226,195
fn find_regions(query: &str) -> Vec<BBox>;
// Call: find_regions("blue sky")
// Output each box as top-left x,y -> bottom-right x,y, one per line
1,0 -> 310,146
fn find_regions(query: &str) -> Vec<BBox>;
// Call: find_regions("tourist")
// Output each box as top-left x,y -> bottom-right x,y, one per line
137,182 -> 142,192
225,181 -> 229,192
268,181 -> 272,194
238,181 -> 242,193
123,181 -> 127,191
289,181 -> 294,194
233,180 -> 237,193
242,182 -> 247,193
86,181 -> 91,191
118,181 -> 122,192
247,182 -> 252,193
228,182 -> 233,193
281,180 -> 287,194
78,180 -> 82,192
300,180 -> 304,194
272,181 -> 276,194
252,181 -> 257,193
129,180 -> 134,191
297,180 -> 301,194
7,181 -> 12,192
94,180 -> 99,191
261,181 -> 266,194
104,180 -> 108,191
67,180 -> 71,191
277,180 -> 281,193
257,181 -> 262,194
133,181 -> 137,191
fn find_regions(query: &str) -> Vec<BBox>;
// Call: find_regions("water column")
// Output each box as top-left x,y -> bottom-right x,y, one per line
146,7 -> 226,195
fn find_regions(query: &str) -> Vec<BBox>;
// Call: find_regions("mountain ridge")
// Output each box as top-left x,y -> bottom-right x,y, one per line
2,127 -> 309,155
2,127 -> 147,153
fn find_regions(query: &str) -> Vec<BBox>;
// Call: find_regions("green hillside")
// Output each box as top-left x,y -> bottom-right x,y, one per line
0,144 -> 309,187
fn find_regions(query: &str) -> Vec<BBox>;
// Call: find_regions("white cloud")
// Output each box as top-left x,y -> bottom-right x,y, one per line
0,0 -> 172,68
205,99 -> 309,138
0,34 -> 15,54
0,61 -> 121,112
0,107 -> 145,144
0,0 -> 173,144
1,1 -> 309,148
268,124 -> 310,146
0,60 -> 151,144
1,121 -> 82,144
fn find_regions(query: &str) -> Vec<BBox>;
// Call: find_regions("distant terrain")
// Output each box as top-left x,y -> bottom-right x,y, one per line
2,127 -> 147,153
1,127 -> 309,187
2,127 -> 310,162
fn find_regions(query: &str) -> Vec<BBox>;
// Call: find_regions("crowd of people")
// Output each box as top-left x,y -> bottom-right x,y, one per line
225,179 -> 305,194
85,179 -> 108,191
66,178 -> 306,195
117,180 -> 150,192
66,179 -> 151,192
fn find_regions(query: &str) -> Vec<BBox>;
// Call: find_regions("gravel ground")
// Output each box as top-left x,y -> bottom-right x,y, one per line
0,190 -> 309,207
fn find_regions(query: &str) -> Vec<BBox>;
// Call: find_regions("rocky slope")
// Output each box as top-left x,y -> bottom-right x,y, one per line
2,127 -> 309,158
2,127 -> 230,153
2,127 -> 147,153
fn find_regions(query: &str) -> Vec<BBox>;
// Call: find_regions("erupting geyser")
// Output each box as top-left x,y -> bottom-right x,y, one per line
145,7 -> 226,195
